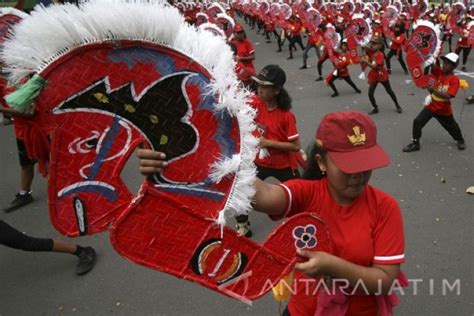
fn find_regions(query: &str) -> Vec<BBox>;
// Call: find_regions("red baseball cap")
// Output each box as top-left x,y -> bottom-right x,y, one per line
316,111 -> 390,173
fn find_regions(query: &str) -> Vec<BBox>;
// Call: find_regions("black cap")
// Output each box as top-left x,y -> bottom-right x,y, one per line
251,65 -> 286,87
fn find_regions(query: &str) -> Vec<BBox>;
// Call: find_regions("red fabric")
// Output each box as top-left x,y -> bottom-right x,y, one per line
250,95 -> 299,169
289,20 -> 303,36
426,65 -> 459,116
390,33 -> 406,51
314,271 -> 409,316
332,51 -> 350,77
372,26 -> 384,38
307,31 -> 320,45
319,47 -> 329,62
456,24 -> 471,48
367,51 -> 389,84
265,20 -> 276,31
0,78 -> 50,176
273,178 -> 405,315
231,38 -> 256,74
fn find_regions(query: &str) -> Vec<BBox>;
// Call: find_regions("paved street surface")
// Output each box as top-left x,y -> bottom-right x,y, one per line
1,21 -> 473,315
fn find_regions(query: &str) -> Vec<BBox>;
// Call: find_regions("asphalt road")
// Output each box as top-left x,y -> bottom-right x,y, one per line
1,21 -> 473,316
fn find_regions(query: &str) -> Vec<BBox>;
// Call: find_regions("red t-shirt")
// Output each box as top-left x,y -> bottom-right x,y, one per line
307,31 -> 319,45
289,20 -> 302,37
272,178 -> 405,316
372,26 -> 383,39
367,50 -> 389,84
333,51 -> 350,77
426,65 -> 459,116
251,96 -> 299,169
390,33 -> 406,50
231,38 -> 256,74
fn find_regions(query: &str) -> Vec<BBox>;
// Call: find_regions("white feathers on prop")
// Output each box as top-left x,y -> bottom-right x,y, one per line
358,72 -> 366,80
2,0 -> 258,226
0,7 -> 29,19
258,148 -> 270,159
199,22 -> 226,38
424,94 -> 432,106
412,20 -> 442,68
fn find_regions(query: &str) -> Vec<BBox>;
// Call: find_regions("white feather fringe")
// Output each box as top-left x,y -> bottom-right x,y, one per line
1,0 -> 258,227
0,7 -> 29,19
412,19 -> 442,68
424,94 -> 432,106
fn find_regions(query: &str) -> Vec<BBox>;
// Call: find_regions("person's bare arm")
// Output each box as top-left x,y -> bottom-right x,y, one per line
295,249 -> 401,294
260,137 -> 300,152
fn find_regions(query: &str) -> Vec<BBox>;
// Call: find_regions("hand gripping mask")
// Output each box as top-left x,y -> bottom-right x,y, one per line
1,0 -> 332,301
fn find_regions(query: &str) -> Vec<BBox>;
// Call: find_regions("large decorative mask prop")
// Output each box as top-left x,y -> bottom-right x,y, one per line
2,0 -> 332,301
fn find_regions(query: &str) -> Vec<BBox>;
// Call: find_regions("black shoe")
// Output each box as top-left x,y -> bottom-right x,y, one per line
457,140 -> 466,150
402,141 -> 420,152
276,49 -> 282,52
315,76 -> 323,81
461,66 -> 466,72
299,65 -> 307,69
266,40 -> 271,43
76,247 -> 96,275
368,108 -> 379,115
387,69 -> 392,74
396,106 -> 403,113
3,192 -> 33,213
404,70 -> 409,75
355,89 -> 361,94
331,92 -> 339,97
287,56 -> 293,60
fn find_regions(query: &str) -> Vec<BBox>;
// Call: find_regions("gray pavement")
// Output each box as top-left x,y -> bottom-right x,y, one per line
1,21 -> 473,315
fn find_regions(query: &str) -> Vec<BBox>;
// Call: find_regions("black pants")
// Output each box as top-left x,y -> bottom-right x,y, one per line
455,46 -> 471,67
442,34 -> 452,52
412,108 -> 464,141
302,43 -> 320,65
317,54 -> 329,76
265,30 -> 279,41
368,80 -> 400,109
328,75 -> 360,94
289,35 -> 305,57
235,165 -> 299,223
386,49 -> 408,73
0,220 -> 53,251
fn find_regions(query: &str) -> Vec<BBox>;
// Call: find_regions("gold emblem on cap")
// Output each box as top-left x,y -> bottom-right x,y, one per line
347,126 -> 366,146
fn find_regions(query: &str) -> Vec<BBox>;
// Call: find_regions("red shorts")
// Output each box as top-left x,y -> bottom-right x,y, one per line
368,69 -> 389,84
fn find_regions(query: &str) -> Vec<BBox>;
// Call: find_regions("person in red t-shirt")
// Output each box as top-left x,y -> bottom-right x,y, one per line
264,18 -> 279,45
236,64 -> 301,237
137,111 -> 408,316
325,40 -> 362,97
360,37 -> 403,114
137,111 -> 406,316
315,25 -> 330,81
287,16 -> 305,60
300,29 -> 322,69
254,111 -> 406,316
403,53 -> 466,152
385,23 -> 408,74
231,24 -> 256,76
454,16 -> 472,71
